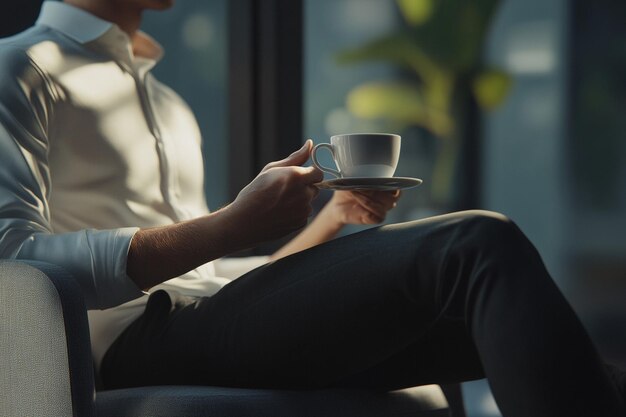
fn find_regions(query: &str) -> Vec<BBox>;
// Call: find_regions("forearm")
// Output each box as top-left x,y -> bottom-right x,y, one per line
127,206 -> 252,290
270,203 -> 343,261
270,188 -> 402,261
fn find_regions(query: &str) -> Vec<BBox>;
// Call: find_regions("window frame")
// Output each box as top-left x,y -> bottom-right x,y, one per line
227,0 -> 304,201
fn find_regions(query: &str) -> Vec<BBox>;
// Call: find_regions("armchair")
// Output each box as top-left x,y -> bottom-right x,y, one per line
0,260 -> 465,417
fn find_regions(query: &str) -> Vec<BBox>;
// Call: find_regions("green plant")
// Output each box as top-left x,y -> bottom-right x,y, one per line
337,0 -> 511,205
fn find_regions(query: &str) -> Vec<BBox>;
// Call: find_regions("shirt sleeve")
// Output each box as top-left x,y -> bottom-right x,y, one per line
213,256 -> 271,281
0,46 -> 144,310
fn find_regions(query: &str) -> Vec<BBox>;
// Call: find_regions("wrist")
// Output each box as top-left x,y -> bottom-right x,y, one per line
217,203 -> 256,251
317,197 -> 346,231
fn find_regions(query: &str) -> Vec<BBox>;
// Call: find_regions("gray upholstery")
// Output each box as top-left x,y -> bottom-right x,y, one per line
0,260 -> 95,417
0,260 -> 458,417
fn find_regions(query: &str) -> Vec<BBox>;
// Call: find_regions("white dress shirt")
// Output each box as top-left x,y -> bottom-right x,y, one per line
0,1 -> 268,369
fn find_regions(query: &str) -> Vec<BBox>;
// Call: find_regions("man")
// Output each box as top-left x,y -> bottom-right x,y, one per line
0,0 -> 399,370
0,1 -> 624,416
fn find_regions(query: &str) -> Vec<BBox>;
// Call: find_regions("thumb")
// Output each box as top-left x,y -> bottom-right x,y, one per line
270,139 -> 312,168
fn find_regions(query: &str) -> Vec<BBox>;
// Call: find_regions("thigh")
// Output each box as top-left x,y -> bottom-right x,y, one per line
186,214 -> 480,387
335,318 -> 485,391
104,213 -> 482,389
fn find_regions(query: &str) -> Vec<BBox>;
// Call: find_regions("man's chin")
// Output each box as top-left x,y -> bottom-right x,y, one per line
147,0 -> 175,11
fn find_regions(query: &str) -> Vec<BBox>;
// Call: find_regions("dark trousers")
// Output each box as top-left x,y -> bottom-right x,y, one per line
101,211 -> 625,417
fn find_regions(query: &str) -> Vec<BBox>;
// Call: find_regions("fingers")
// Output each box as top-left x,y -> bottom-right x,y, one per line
349,190 -> 400,223
265,139 -> 313,170
353,197 -> 388,221
356,189 -> 401,202
351,190 -> 399,212
259,140 -> 324,186
305,184 -> 320,202
296,165 -> 324,184
363,211 -> 384,224
349,204 -> 384,224
269,164 -> 322,185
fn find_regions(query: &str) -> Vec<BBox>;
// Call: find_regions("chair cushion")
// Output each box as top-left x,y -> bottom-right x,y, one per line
97,384 -> 449,417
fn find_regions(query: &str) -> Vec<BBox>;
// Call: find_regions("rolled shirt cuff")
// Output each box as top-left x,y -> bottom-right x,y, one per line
13,226 -> 143,309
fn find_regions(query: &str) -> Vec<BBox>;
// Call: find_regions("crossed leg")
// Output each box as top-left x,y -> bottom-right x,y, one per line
102,211 -> 625,417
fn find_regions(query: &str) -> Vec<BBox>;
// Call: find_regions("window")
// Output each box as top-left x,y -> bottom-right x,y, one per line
304,0 -> 425,227
567,0 -> 626,366
304,0 -> 504,231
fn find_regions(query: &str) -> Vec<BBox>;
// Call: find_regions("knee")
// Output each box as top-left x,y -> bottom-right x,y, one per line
457,210 -> 514,229
454,210 -> 527,252
451,211 -> 549,292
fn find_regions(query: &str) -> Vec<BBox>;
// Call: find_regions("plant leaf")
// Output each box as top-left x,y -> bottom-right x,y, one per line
345,81 -> 454,137
337,1 -> 502,74
472,69 -> 513,109
396,0 -> 434,26
405,0 -> 501,72
346,82 -> 426,123
336,32 -> 441,84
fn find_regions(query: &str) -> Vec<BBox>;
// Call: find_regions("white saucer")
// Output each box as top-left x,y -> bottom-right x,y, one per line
315,177 -> 423,191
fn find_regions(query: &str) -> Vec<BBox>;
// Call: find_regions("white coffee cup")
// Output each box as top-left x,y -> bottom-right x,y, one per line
311,133 -> 401,178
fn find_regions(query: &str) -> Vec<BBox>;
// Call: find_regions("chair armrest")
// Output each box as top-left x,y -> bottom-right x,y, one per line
0,259 -> 465,417
0,260 -> 95,417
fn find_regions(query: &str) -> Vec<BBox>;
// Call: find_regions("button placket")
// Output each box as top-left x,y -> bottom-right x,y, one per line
131,68 -> 183,221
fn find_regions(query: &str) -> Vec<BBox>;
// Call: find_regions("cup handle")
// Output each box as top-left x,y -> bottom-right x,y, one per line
311,143 -> 341,178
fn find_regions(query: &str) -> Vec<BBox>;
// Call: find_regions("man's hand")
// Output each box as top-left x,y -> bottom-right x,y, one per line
324,189 -> 401,226
270,186 -> 402,261
226,139 -> 323,244
127,140 -> 322,290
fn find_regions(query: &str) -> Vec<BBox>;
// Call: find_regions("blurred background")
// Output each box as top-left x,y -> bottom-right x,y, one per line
2,1 -> 625,416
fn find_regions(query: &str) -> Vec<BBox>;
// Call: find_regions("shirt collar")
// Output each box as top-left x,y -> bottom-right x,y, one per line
36,1 -> 163,73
